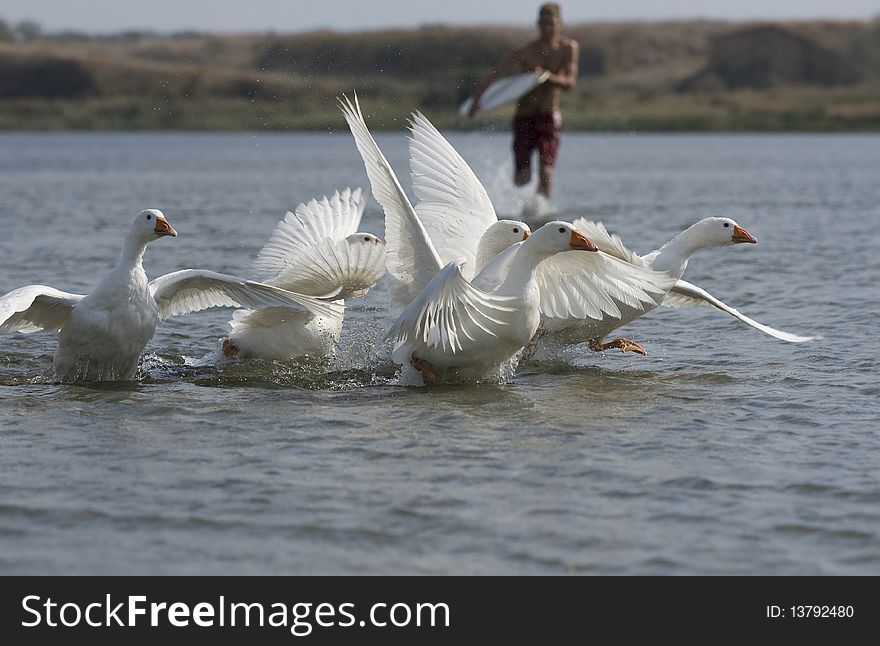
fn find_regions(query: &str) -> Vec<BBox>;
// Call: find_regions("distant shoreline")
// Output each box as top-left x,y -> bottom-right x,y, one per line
2,19 -> 878,132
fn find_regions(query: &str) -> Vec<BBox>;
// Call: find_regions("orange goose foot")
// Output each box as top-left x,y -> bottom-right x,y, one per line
221,339 -> 240,358
588,337 -> 647,356
410,353 -> 438,386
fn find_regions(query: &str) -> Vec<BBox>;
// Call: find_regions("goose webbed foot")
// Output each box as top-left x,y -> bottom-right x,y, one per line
522,326 -> 547,360
588,337 -> 647,356
221,339 -> 240,358
410,353 -> 438,386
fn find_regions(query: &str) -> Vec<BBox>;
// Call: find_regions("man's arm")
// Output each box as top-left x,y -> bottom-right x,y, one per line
468,48 -> 526,117
545,40 -> 579,90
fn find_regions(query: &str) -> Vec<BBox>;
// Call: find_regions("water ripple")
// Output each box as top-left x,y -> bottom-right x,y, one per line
1,133 -> 879,574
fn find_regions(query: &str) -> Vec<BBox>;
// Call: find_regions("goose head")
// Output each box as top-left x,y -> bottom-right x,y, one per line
339,232 -> 386,298
345,232 -> 385,247
130,209 -> 177,244
475,220 -> 531,271
690,217 -> 757,247
483,220 -> 531,250
529,221 -> 598,255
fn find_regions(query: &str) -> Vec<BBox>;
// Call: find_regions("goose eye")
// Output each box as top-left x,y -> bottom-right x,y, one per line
146,214 -> 152,220
558,227 -> 566,233
513,228 -> 519,234
364,236 -> 370,241
723,222 -> 729,228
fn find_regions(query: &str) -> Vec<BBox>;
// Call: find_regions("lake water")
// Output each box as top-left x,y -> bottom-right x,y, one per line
0,131 -> 878,574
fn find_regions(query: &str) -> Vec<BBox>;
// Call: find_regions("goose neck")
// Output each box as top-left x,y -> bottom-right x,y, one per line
496,242 -> 546,295
119,236 -> 148,269
650,228 -> 705,276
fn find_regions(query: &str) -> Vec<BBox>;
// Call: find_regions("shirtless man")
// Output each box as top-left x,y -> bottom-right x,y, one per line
468,3 -> 579,199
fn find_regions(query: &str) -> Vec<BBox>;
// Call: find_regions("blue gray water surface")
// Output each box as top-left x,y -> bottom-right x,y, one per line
0,131 -> 878,574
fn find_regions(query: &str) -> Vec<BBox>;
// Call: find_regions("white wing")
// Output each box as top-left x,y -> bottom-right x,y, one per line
0,285 -> 84,333
663,279 -> 821,343
571,218 -> 647,266
148,270 -> 343,321
387,261 -> 517,356
339,94 -> 444,309
408,111 -> 497,276
250,187 -> 366,280
536,252 -> 676,321
270,236 -> 386,300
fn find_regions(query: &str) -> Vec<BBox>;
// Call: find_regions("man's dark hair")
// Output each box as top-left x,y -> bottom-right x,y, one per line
539,3 -> 561,19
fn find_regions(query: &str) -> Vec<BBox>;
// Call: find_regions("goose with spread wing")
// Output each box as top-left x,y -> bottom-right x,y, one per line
0,210 -> 341,382
539,217 -> 821,353
341,95 -> 676,362
389,221 -> 598,383
220,187 -> 386,361
339,95 -> 674,382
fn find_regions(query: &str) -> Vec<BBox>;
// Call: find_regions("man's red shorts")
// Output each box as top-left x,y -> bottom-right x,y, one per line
513,111 -> 562,176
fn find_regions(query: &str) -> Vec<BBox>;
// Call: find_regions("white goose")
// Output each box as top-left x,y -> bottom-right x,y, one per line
538,217 -> 821,353
220,187 -> 386,361
339,96 -> 674,383
390,222 -> 598,383
0,210 -> 341,382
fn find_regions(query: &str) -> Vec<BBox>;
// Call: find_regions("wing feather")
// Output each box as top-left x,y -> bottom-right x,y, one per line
408,111 -> 498,275
536,252 -> 675,322
251,187 -> 366,280
387,261 -> 517,357
339,94 -> 444,309
571,218 -> 647,266
270,236 -> 386,300
148,270 -> 342,322
0,285 -> 83,333
664,280 -> 821,343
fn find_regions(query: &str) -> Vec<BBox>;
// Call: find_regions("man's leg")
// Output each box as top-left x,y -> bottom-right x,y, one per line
538,161 -> 553,197
513,115 -> 533,187
537,112 -> 561,198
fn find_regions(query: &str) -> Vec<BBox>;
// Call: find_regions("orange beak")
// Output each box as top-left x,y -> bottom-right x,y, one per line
154,217 -> 177,237
731,224 -> 756,244
570,229 -> 598,252
522,229 -> 531,241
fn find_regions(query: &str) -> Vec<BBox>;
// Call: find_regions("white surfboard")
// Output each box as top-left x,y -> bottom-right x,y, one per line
460,69 -> 551,117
